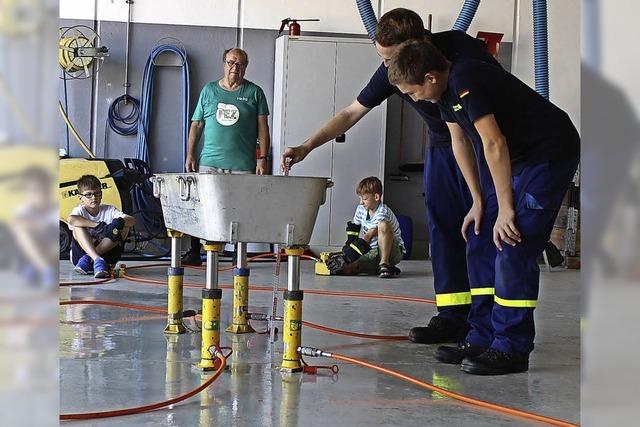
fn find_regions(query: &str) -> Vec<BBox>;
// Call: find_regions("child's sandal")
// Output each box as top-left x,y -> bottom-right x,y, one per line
378,263 -> 395,278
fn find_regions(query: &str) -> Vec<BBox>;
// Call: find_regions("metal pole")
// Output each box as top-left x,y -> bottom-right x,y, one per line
206,248 -> 219,290
237,242 -> 247,269
171,235 -> 181,268
123,0 -> 133,100
287,254 -> 300,292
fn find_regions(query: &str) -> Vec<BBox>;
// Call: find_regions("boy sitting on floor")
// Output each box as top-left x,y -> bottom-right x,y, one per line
327,176 -> 405,278
67,174 -> 136,278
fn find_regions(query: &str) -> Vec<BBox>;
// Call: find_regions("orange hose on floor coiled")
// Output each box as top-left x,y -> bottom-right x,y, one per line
330,352 -> 577,427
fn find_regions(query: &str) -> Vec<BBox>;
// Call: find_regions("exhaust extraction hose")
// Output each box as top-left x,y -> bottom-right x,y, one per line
355,0 -> 377,41
533,0 -> 550,99
452,0 -> 481,32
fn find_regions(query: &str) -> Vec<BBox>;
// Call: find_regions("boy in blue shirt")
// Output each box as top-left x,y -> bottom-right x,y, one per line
327,177 -> 405,278
388,40 -> 579,375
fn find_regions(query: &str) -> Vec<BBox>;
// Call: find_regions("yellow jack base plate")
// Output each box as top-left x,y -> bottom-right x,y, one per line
280,360 -> 303,373
315,261 -> 331,276
164,323 -> 187,334
195,358 -> 223,371
225,323 -> 256,334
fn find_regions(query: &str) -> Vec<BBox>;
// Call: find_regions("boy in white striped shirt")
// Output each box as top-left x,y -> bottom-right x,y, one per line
326,176 -> 405,278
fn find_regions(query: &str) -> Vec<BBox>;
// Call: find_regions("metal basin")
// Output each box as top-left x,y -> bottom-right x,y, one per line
151,173 -> 332,246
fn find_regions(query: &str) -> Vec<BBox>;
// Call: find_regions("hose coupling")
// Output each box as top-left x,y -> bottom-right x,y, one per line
207,345 -> 223,359
247,312 -> 268,321
297,346 -> 332,358
248,312 -> 283,322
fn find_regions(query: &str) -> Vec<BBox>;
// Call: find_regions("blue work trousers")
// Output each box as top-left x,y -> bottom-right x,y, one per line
465,153 -> 580,355
424,143 -> 472,322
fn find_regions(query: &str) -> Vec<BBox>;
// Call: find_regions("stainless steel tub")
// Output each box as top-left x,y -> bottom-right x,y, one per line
151,173 -> 332,245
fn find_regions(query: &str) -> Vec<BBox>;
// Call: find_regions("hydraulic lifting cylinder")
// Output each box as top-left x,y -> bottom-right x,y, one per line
281,247 -> 305,373
165,229 -> 186,334
198,242 -> 224,371
226,242 -> 255,334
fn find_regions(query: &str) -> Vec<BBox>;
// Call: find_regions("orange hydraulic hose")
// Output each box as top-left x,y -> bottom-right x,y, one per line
59,278 -> 115,287
302,320 -> 407,341
60,349 -> 226,421
330,352 -> 577,427
60,299 -> 166,313
119,271 -> 436,305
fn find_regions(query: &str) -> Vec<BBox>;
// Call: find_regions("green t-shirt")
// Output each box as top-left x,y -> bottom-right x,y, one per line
192,79 -> 270,171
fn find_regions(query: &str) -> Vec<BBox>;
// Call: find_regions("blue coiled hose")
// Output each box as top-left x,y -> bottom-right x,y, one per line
134,44 -> 190,232
356,0 -> 377,41
136,44 -> 190,165
452,0 -> 481,32
533,0 -> 549,99
107,95 -> 140,136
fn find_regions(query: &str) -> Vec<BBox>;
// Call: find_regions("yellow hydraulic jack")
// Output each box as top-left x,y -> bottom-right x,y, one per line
281,247 -> 305,373
226,242 -> 255,334
197,242 -> 224,371
165,229 -> 186,334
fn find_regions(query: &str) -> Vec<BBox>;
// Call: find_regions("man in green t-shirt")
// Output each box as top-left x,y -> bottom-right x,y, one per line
183,47 -> 271,265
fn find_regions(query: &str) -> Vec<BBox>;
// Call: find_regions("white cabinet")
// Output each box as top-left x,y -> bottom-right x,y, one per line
272,36 -> 386,248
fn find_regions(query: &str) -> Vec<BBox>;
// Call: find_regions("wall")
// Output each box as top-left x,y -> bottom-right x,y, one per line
58,0 -> 580,258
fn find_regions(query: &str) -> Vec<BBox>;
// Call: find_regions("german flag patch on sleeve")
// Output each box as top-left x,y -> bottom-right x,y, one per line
458,89 -> 471,99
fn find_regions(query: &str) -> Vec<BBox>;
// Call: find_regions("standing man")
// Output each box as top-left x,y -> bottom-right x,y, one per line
281,8 -> 498,344
182,47 -> 271,265
388,39 -> 579,374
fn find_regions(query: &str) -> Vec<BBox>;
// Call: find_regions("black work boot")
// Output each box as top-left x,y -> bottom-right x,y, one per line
461,348 -> 529,375
435,342 -> 487,364
408,316 -> 469,344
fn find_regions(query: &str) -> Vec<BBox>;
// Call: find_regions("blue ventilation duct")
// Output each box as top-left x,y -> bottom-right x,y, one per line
533,0 -> 550,99
356,0 -> 377,41
452,0 -> 481,32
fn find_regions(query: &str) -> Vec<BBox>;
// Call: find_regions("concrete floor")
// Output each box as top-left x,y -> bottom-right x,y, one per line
59,258 -> 580,426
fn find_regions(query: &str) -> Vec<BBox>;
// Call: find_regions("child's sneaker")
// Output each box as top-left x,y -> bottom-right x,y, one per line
93,257 -> 110,278
74,255 -> 93,275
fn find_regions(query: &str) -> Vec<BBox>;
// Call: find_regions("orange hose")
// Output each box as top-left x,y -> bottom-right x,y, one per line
59,278 -> 114,287
303,320 -> 407,341
119,271 -> 436,305
60,299 -> 166,313
60,349 -> 226,420
331,352 -> 577,427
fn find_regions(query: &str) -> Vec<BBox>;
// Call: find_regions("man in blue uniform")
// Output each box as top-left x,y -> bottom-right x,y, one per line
388,39 -> 580,374
282,8 -> 499,344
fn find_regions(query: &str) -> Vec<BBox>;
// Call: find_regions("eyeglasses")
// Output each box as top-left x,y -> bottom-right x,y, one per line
80,191 -> 102,199
225,60 -> 247,69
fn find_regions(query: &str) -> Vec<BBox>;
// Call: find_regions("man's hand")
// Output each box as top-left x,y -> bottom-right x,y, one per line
493,208 -> 521,251
461,201 -> 483,242
280,145 -> 310,171
256,158 -> 267,175
185,154 -> 198,172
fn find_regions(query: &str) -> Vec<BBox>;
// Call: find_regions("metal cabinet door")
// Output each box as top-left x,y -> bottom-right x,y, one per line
283,40 -> 336,245
330,42 -> 385,246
